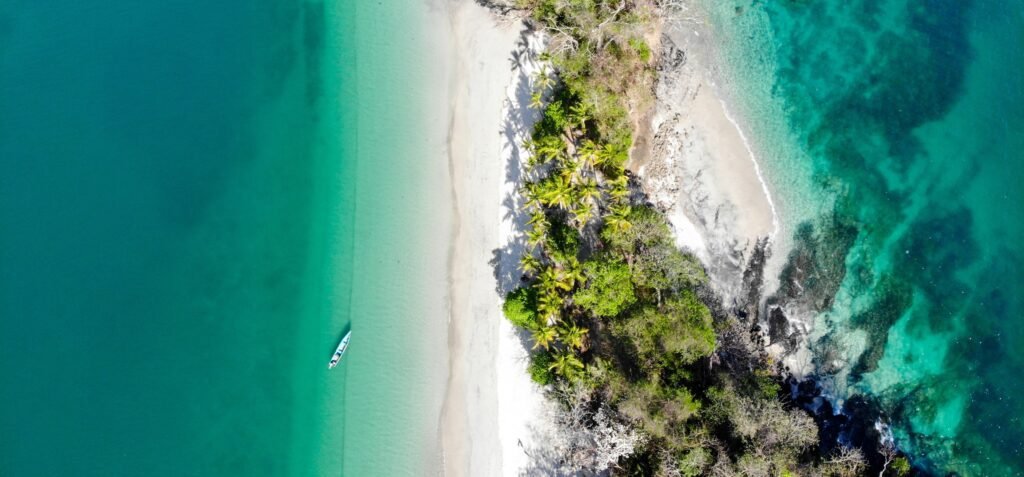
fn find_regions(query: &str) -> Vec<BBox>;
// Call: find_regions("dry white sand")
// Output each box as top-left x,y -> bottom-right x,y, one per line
441,2 -> 550,476
640,22 -> 779,302
492,31 -> 556,477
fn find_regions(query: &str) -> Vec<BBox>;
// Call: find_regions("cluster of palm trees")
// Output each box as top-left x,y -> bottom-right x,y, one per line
522,70 -> 633,228
512,67 -> 637,380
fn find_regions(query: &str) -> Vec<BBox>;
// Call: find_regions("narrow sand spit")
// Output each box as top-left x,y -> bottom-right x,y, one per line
442,4 -> 782,475
441,2 -> 550,475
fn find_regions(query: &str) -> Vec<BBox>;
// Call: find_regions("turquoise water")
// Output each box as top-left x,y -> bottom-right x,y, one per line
702,1 -> 1024,474
0,1 -> 447,475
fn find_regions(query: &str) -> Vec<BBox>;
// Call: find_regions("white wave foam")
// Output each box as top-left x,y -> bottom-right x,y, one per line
718,98 -> 780,239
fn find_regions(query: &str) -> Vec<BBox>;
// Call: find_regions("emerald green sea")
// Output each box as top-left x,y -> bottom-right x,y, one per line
1,1 -> 447,475
701,1 -> 1024,474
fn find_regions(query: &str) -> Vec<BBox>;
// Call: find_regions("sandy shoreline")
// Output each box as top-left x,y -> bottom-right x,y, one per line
639,21 -> 779,304
441,2 -> 548,476
439,2 -> 781,475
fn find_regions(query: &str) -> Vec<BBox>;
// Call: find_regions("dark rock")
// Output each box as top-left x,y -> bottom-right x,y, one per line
768,306 -> 790,345
656,35 -> 686,73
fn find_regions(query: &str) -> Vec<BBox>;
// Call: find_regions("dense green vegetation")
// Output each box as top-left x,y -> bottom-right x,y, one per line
499,0 -> 890,475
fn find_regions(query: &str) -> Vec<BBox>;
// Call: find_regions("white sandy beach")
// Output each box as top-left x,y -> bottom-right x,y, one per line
442,2 -> 551,476
440,3 -> 783,475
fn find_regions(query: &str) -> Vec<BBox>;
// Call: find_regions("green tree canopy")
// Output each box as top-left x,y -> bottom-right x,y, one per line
615,290 -> 715,366
502,286 -> 538,329
601,206 -> 672,255
575,259 -> 636,318
528,350 -> 555,385
545,220 -> 581,262
549,350 -> 585,379
616,379 -> 701,442
633,245 -> 707,292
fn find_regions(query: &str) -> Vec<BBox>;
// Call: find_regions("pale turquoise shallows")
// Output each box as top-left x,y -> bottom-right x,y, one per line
0,1 -> 448,475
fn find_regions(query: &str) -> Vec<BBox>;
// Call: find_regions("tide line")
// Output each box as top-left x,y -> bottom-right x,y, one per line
718,98 -> 780,239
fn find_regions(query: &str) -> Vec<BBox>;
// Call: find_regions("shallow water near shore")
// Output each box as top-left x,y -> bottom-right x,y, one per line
699,0 -> 1024,474
0,1 -> 448,475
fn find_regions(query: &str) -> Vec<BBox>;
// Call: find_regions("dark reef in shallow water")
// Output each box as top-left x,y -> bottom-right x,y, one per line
743,0 -> 1024,473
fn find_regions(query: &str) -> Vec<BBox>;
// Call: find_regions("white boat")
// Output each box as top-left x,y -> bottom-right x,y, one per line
328,331 -> 352,369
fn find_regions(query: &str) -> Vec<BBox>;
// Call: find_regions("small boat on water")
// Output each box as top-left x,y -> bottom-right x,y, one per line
328,331 -> 352,369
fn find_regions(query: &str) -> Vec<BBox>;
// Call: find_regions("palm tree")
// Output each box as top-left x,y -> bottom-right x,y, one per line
526,228 -> 546,250
533,67 -> 555,91
522,139 -> 541,169
561,158 -> 585,183
539,175 -> 575,210
605,205 -> 632,232
528,207 -> 548,224
534,136 -> 565,165
537,267 -> 557,293
578,140 -> 602,169
558,323 -> 588,351
607,175 -> 630,202
549,350 -> 584,378
577,177 -> 601,204
569,102 -> 590,131
611,204 -> 632,217
537,291 -> 563,324
531,326 -> 558,350
540,266 -> 573,292
529,90 -> 544,110
562,256 -> 584,289
521,182 -> 543,211
601,142 -> 628,169
519,253 -> 542,275
608,185 -> 629,204
572,202 -> 595,229
536,135 -> 562,157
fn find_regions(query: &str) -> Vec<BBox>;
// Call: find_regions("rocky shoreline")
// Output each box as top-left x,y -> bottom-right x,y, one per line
640,18 -> 920,476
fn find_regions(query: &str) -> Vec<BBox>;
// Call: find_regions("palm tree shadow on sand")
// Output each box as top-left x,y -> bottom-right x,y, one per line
490,27 -> 546,353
